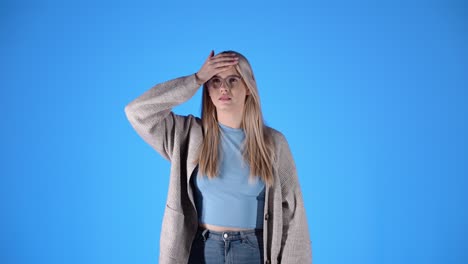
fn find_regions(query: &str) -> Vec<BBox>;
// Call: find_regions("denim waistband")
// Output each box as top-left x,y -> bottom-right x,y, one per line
196,226 -> 263,241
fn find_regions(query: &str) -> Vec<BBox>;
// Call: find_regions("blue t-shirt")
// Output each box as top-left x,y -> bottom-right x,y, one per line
192,123 -> 265,229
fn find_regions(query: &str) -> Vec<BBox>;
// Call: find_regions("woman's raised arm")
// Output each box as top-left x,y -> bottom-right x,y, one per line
124,74 -> 201,161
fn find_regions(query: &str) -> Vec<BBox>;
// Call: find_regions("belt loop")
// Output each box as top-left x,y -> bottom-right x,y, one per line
201,229 -> 209,241
239,230 -> 245,240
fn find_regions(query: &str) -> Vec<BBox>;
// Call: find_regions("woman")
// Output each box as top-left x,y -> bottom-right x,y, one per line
124,51 -> 312,264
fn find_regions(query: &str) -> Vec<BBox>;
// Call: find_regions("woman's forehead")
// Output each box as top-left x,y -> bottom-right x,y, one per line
214,67 -> 239,78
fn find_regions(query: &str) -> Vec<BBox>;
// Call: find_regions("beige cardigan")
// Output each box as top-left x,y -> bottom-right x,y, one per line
124,73 -> 312,264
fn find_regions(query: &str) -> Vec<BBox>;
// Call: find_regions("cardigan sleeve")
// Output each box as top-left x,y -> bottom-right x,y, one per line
277,135 -> 313,263
124,74 -> 201,161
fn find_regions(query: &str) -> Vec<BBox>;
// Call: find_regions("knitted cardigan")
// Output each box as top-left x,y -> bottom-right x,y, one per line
124,73 -> 312,264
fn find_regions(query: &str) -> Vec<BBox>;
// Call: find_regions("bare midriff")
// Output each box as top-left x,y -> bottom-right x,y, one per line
199,223 -> 252,232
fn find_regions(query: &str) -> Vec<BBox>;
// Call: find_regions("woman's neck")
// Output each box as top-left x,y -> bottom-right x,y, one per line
217,111 -> 243,129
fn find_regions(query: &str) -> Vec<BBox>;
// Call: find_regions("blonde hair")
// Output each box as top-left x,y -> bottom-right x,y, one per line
196,51 -> 275,186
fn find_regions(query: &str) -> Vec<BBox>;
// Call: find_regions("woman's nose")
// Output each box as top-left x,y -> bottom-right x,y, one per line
219,82 -> 229,91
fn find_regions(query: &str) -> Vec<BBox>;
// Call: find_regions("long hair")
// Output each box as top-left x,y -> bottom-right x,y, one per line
196,51 -> 275,187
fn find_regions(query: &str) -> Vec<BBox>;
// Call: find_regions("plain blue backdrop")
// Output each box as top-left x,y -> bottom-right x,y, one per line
1,0 -> 467,263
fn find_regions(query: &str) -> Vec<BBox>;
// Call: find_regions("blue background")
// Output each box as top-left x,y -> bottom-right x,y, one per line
1,0 -> 467,263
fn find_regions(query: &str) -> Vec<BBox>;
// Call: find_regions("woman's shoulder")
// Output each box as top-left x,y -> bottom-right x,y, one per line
161,112 -> 203,140
173,113 -> 203,130
264,126 -> 289,149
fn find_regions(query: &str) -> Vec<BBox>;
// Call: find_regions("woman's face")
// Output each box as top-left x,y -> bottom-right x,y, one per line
207,66 -> 250,114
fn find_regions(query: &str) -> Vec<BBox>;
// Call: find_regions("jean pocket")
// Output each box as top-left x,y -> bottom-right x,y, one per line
241,234 -> 263,250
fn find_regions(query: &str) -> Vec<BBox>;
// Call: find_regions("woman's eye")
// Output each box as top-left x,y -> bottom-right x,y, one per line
228,78 -> 238,84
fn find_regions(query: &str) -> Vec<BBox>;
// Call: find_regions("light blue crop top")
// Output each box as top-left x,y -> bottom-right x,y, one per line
192,123 -> 265,229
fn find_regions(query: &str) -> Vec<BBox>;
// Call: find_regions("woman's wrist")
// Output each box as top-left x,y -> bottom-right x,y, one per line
194,72 -> 204,86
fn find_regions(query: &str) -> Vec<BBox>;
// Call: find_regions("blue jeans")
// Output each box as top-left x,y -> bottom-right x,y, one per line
188,227 -> 264,264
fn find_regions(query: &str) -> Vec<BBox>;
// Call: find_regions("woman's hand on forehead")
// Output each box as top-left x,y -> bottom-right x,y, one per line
196,51 -> 239,85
